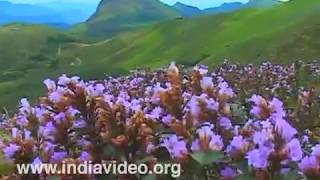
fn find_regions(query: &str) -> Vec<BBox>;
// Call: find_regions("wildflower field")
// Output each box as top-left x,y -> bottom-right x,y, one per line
1,61 -> 320,179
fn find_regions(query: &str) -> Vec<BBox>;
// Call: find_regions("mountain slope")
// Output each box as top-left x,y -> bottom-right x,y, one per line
0,23 -> 79,110
1,0 -> 320,110
72,0 -> 180,38
173,2 -> 201,17
63,0 -> 320,69
203,2 -> 244,15
247,0 -> 282,7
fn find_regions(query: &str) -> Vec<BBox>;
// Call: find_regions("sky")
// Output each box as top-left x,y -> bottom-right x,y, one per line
5,0 -> 249,9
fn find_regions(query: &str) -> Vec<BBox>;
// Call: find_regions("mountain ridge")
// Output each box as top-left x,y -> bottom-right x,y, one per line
79,0 -> 180,38
173,2 -> 201,17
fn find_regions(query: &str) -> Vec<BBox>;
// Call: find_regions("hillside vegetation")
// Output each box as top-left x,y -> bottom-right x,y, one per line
0,0 -> 319,110
0,24 -> 78,110
64,0 -> 320,69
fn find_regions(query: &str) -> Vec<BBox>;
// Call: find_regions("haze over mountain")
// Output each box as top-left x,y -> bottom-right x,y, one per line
0,0 -> 97,26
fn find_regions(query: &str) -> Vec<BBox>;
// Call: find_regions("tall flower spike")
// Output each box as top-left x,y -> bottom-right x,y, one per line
168,62 -> 179,76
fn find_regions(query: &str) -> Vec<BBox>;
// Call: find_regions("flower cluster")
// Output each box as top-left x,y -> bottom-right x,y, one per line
1,62 -> 320,179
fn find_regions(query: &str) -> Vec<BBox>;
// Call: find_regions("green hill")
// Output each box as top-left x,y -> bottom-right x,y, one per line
0,24 -> 79,110
63,0 -> 320,69
0,0 -> 320,110
71,0 -> 180,38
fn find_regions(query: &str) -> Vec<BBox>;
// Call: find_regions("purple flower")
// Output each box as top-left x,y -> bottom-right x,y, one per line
302,135 -> 309,144
19,98 -> 31,113
42,142 -> 56,152
66,107 -> 80,116
299,156 -> 319,173
147,106 -> 162,120
17,116 -> 28,127
79,151 -> 91,161
200,77 -> 213,89
24,129 -> 32,140
247,146 -> 273,169
253,131 -> 270,146
250,106 -> 261,118
146,143 -> 155,154
73,118 -> 87,129
193,65 -> 208,75
95,84 -> 105,95
161,114 -> 173,124
226,136 -> 249,155
161,135 -> 188,159
58,74 -> 70,85
54,112 -> 66,124
77,139 -> 91,148
209,134 -> 224,151
130,99 -> 142,112
86,84 -> 105,96
286,138 -> 303,161
51,151 -> 68,163
270,97 -> 285,118
249,94 -> 263,105
275,118 -> 297,142
49,91 -> 63,103
219,117 -> 232,129
191,139 -> 201,152
218,81 -> 235,98
58,75 -> 80,86
41,122 -> 57,137
312,144 -> 320,158
3,143 -> 21,160
220,167 -> 237,179
43,79 -> 56,91
207,98 -> 219,111
35,107 -> 47,121
11,128 -> 19,138
32,156 -> 42,165
188,96 -> 201,118
197,123 -> 214,139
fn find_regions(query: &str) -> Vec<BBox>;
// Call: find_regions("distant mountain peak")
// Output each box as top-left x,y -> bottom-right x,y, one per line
203,2 -> 244,15
247,0 -> 281,6
173,1 -> 199,9
84,0 -> 179,37
173,1 -> 201,17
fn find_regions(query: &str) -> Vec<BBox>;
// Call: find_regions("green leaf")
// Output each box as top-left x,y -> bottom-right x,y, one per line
236,173 -> 255,180
191,151 -> 224,165
230,103 -> 247,120
279,170 -> 303,180
234,159 -> 248,171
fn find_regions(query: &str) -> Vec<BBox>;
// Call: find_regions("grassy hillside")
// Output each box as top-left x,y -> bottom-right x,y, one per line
0,24 -> 79,110
71,0 -> 180,38
64,0 -> 320,69
0,0 -> 320,111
